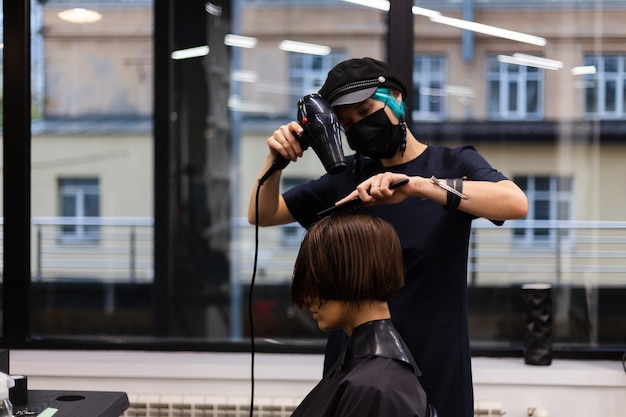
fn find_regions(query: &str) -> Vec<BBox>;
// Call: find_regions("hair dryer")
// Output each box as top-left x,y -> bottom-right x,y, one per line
258,93 -> 346,184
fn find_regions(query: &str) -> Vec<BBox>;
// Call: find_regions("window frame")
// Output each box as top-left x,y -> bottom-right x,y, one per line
1,0 -> 623,361
513,175 -> 575,247
58,178 -> 101,243
486,54 -> 544,120
412,54 -> 446,121
584,54 -> 626,119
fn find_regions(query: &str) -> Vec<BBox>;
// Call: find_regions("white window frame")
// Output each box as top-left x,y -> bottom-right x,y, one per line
583,54 -> 626,119
412,54 -> 446,121
288,51 -> 346,113
486,55 -> 544,120
513,175 -> 574,247
59,178 -> 101,242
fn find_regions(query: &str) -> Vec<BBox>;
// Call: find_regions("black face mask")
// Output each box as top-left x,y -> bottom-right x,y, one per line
345,108 -> 406,160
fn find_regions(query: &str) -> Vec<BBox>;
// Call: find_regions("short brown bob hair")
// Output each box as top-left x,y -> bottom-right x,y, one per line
291,212 -> 405,308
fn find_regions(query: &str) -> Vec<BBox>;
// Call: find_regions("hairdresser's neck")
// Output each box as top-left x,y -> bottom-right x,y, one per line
343,300 -> 391,336
380,128 -> 427,167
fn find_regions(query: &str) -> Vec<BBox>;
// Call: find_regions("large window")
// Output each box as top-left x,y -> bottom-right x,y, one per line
412,54 -> 446,121
2,0 -> 625,356
513,175 -> 574,245
584,54 -> 626,118
486,54 -> 543,120
288,51 -> 346,114
58,178 -> 100,241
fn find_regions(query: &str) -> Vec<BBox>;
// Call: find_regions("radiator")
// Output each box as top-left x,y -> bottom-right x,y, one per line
123,394 -> 298,417
474,399 -> 506,416
123,394 -> 504,417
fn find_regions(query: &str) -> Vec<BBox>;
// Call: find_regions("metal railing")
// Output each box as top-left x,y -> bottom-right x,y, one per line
0,217 -> 624,288
236,218 -> 626,288
30,217 -> 154,283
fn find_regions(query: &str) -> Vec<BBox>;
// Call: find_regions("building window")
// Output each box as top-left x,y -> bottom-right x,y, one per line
59,178 -> 101,242
486,55 -> 543,120
583,54 -> 626,119
412,54 -> 446,121
513,175 -> 573,245
288,51 -> 346,112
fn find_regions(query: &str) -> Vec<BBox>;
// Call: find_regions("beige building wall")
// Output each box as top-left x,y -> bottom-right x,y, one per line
42,8 -> 153,116
31,134 -> 153,218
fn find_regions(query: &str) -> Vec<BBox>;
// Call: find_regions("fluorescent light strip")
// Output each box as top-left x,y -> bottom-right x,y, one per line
497,53 -> 562,70
171,45 -> 209,60
513,53 -> 562,69
341,0 -> 545,47
279,40 -> 330,56
412,6 -> 441,18
342,0 -> 440,16
571,65 -> 596,75
224,34 -> 257,49
341,0 -> 389,11
431,15 -> 546,47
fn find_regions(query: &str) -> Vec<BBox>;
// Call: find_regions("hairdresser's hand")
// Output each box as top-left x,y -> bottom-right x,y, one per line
268,121 -> 305,162
337,172 -> 412,206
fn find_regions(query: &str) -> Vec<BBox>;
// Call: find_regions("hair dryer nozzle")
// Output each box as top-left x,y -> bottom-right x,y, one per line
297,94 -> 346,175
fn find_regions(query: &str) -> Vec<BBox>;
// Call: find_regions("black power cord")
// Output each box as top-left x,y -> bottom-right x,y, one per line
247,182 -> 263,417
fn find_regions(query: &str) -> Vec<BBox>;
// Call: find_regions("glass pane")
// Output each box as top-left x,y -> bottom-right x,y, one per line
534,200 -> 550,220
526,79 -> 538,113
605,80 -> 617,111
557,176 -> 573,192
535,176 -> 551,191
508,81 -> 518,112
30,2 -> 154,337
585,80 -> 598,113
604,56 -> 618,73
3,0 -> 623,369
487,80 -> 499,113
414,84 -> 422,112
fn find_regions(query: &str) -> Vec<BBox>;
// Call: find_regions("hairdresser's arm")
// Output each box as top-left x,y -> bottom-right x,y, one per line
247,122 -> 304,226
339,172 -> 529,221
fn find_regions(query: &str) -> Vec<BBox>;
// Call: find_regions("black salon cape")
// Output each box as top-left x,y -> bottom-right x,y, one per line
284,144 -> 509,417
291,320 -> 427,417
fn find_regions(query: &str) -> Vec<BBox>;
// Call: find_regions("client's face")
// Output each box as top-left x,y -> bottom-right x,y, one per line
307,299 -> 353,335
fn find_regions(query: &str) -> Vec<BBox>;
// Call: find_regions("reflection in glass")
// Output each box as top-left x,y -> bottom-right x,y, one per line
4,0 -> 623,352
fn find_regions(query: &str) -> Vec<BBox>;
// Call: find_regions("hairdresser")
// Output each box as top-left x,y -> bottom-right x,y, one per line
248,57 -> 528,417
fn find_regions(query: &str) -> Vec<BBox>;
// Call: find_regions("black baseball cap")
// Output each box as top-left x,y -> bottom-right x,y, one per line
318,57 -> 408,107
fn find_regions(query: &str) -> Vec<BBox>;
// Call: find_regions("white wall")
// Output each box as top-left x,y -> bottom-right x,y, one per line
9,350 -> 626,417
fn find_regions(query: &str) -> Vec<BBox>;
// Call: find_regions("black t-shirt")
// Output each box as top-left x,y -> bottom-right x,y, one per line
284,144 -> 508,417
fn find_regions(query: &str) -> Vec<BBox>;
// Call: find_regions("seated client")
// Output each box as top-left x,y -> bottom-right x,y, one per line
290,212 -> 430,417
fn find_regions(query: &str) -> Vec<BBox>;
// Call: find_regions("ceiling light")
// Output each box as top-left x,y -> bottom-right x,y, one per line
497,53 -> 563,70
171,45 -> 210,60
279,40 -> 331,56
224,34 -> 257,49
431,15 -> 546,46
58,8 -> 102,24
571,65 -> 596,75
